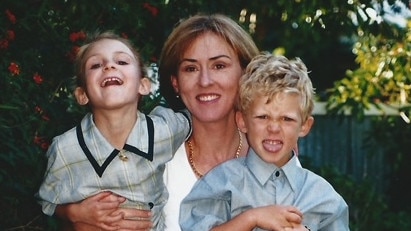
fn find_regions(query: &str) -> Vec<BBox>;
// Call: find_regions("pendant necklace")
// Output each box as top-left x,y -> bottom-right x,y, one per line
187,129 -> 242,178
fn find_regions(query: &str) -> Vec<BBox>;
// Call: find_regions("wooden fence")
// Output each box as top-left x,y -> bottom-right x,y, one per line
297,102 -> 395,192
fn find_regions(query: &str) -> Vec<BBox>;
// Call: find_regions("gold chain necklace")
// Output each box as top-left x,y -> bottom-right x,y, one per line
187,129 -> 242,178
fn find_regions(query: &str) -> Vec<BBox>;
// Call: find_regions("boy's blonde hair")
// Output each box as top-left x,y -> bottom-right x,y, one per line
238,52 -> 315,122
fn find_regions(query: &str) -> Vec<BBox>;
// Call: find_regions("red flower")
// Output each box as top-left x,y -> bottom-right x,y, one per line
42,115 -> 50,121
33,135 -> 42,145
0,39 -> 9,49
69,31 -> 86,43
67,45 -> 80,62
41,142 -> 50,150
143,3 -> 159,17
34,106 -> 43,114
8,62 -> 20,76
6,30 -> 15,41
33,135 -> 50,150
33,73 -> 44,85
5,10 -> 16,24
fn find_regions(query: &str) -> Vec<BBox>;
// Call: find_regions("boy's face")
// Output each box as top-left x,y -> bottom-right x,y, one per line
236,92 -> 313,167
75,39 -> 150,109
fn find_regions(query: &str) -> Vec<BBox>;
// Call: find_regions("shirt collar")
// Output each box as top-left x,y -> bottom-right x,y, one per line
78,112 -> 154,177
245,148 -> 301,192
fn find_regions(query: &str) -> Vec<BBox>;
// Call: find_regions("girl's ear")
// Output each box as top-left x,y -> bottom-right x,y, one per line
74,87 -> 89,105
138,77 -> 152,96
299,116 -> 314,137
235,111 -> 248,133
171,75 -> 179,94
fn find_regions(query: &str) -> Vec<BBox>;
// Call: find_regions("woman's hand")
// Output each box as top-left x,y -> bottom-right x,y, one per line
56,191 -> 152,231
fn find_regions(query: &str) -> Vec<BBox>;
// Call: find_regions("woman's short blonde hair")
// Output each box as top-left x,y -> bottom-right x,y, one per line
159,13 -> 259,110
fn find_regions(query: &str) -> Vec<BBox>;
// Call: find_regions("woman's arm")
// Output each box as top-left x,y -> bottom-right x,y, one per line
55,192 -> 153,231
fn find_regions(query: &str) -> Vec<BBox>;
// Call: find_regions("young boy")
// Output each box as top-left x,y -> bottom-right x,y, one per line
36,31 -> 191,230
179,53 -> 349,231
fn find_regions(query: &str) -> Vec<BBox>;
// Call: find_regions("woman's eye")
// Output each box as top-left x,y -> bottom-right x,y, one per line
214,64 -> 226,70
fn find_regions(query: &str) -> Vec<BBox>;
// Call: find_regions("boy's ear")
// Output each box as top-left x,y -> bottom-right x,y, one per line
299,116 -> 314,137
138,77 -> 151,96
74,87 -> 89,105
235,111 -> 248,133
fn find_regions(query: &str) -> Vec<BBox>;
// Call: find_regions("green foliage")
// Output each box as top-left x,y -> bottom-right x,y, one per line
327,19 -> 411,120
313,165 -> 411,231
1,0 -> 407,230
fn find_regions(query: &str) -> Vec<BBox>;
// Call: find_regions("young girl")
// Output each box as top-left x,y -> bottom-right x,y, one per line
36,31 -> 191,230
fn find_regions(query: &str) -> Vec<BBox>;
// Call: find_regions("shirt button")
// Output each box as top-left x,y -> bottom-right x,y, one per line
275,171 -> 280,177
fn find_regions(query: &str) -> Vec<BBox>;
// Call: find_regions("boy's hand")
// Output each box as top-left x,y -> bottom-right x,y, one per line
251,205 -> 303,231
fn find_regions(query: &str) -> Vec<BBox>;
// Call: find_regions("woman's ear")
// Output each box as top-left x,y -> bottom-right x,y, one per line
235,111 -> 248,133
299,116 -> 314,137
138,77 -> 152,96
171,75 -> 179,94
74,87 -> 89,105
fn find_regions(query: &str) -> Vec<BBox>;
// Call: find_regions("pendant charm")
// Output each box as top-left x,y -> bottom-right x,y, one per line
119,151 -> 128,161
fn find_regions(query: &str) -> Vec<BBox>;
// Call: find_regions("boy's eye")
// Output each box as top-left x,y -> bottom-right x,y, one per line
283,117 -> 294,122
256,115 -> 269,120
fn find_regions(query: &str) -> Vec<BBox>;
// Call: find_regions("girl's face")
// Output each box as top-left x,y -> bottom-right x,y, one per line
171,32 -> 243,123
75,39 -> 150,110
237,93 -> 313,167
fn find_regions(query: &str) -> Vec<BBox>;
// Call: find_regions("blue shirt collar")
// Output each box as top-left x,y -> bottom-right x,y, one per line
245,148 -> 301,192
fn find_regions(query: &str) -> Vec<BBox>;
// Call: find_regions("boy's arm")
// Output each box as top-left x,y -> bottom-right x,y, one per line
211,205 -> 303,231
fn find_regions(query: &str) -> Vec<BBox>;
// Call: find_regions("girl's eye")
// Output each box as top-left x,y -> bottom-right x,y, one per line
90,63 -> 102,69
184,66 -> 197,72
117,60 -> 129,65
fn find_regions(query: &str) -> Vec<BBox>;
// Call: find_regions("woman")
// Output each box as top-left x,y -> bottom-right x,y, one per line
56,14 -> 302,231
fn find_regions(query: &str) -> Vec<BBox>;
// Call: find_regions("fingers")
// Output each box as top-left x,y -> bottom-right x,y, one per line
116,208 -> 152,220
114,218 -> 153,231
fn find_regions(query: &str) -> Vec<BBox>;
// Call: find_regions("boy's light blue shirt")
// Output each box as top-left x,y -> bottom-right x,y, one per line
179,149 -> 349,231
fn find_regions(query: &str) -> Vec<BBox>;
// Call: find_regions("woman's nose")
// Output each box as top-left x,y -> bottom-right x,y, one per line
199,69 -> 213,86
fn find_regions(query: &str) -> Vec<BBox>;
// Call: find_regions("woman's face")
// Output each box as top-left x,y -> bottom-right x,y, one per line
172,32 -> 243,123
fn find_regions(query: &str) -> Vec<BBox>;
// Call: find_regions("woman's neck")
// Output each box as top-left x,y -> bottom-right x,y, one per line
186,119 -> 249,177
